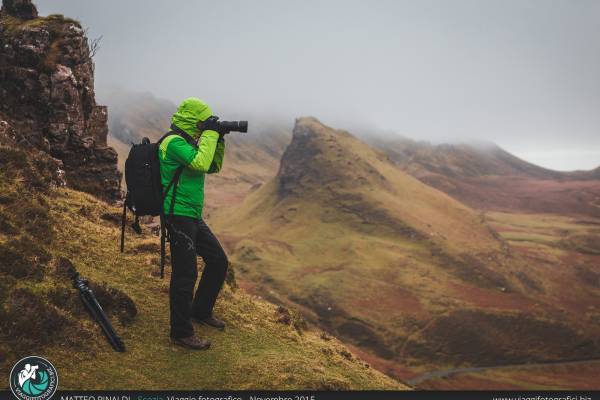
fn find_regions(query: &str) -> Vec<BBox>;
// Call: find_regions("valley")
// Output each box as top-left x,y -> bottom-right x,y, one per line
205,118 -> 600,388
105,92 -> 600,389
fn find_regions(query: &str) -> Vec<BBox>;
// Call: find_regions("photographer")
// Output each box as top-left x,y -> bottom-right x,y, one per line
159,97 -> 228,350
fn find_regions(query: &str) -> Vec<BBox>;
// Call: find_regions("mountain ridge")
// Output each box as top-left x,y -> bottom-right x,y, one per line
367,135 -> 599,179
365,135 -> 600,217
271,117 -> 502,251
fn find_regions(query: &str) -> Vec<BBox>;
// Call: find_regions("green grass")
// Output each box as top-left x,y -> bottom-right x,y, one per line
211,171 -> 508,367
0,12 -> 80,37
487,212 -> 600,256
9,188 -> 406,390
500,231 -> 559,246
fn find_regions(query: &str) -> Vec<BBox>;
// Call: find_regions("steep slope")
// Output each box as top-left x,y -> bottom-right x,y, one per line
0,1 -> 120,200
366,136 -> 600,217
270,118 -> 502,254
212,117 -> 600,379
0,141 -> 406,389
202,122 -> 291,218
103,90 -> 291,214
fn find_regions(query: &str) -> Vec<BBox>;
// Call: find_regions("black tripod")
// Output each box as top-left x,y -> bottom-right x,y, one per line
72,273 -> 126,352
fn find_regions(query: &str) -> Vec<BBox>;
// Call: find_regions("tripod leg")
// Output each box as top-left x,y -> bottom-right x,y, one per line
120,202 -> 127,253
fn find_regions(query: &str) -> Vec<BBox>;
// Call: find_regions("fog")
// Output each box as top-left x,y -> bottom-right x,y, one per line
36,0 -> 600,171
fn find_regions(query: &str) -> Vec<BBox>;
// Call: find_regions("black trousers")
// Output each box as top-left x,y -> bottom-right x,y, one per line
166,215 -> 229,338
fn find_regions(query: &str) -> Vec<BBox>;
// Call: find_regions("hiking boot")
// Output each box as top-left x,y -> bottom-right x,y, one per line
172,335 -> 211,350
194,315 -> 226,330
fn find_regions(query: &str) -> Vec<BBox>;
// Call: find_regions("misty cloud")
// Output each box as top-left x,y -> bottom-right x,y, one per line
36,0 -> 600,170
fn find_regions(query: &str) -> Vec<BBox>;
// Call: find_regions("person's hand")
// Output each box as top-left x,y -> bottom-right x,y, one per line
198,116 -> 221,134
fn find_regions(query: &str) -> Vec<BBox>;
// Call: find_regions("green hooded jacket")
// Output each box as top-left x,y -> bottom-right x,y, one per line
159,97 -> 225,220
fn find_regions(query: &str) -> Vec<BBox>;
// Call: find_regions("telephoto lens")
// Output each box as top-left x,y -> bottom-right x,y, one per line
220,120 -> 248,133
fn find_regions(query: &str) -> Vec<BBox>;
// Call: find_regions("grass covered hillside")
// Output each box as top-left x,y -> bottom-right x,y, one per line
412,211 -> 600,389
0,141 -> 408,390
211,117 -> 600,382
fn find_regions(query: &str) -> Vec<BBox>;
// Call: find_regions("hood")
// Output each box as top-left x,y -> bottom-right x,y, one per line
171,97 -> 213,139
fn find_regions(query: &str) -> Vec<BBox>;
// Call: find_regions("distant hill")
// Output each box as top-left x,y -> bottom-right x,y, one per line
212,117 -> 600,379
365,136 -> 600,217
102,89 -> 175,145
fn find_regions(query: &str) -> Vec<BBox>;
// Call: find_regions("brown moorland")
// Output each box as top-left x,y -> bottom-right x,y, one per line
366,136 -> 600,217
211,117 -> 600,386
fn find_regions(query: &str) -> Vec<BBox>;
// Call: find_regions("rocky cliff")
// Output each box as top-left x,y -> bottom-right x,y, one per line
0,0 -> 121,200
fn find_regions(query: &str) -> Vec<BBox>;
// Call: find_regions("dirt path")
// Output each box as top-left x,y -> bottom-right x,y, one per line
407,358 -> 600,386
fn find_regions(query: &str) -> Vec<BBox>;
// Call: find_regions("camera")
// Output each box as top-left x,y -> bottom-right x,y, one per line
197,117 -> 248,135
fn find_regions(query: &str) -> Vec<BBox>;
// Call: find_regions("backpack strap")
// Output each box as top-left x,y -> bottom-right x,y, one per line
158,126 -> 195,206
157,126 -> 195,278
158,125 -> 197,147
169,124 -> 198,146
159,167 -> 184,279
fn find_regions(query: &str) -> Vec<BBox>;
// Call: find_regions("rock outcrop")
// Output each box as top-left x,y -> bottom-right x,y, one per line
0,0 -> 121,200
1,0 -> 36,19
277,117 -> 390,199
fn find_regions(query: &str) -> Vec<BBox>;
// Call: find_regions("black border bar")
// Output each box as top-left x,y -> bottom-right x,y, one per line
0,390 -> 597,400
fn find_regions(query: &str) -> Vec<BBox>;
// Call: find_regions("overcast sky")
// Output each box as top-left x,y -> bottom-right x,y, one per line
37,0 -> 600,171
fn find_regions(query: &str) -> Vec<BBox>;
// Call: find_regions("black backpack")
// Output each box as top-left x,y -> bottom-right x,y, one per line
120,129 -> 196,278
